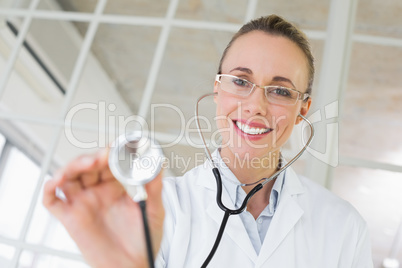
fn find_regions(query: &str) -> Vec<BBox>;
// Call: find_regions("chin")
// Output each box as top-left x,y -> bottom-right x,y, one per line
231,146 -> 274,161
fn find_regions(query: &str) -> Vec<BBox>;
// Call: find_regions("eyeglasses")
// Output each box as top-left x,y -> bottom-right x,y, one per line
215,74 -> 310,105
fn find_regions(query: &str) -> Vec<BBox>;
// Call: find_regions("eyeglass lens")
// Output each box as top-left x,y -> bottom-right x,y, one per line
219,75 -> 300,105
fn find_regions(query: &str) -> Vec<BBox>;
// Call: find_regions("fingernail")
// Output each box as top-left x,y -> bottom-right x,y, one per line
98,148 -> 109,163
80,156 -> 95,166
53,170 -> 63,181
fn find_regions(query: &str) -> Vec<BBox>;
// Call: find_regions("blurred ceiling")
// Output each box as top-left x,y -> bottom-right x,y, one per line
50,0 -> 402,173
55,0 -> 331,117
52,0 -> 402,120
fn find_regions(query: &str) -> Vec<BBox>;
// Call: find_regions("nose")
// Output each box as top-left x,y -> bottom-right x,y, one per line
243,86 -> 268,116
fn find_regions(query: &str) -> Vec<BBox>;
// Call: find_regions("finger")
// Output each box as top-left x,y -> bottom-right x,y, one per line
96,148 -> 116,182
100,168 -> 115,182
144,170 -> 165,255
58,154 -> 99,195
145,170 -> 164,204
97,147 -> 110,169
43,175 -> 67,218
95,179 -> 126,207
43,173 -> 61,208
145,170 -> 165,220
74,149 -> 112,188
81,169 -> 100,188
62,155 -> 97,182
60,179 -> 84,200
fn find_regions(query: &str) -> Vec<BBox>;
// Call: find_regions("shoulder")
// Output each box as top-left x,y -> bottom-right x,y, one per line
297,175 -> 343,204
294,174 -> 372,266
161,163 -> 214,208
298,175 -> 350,208
162,163 -> 212,189
294,173 -> 367,230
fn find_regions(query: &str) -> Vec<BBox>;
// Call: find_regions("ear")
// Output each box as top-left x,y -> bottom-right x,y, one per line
213,80 -> 219,104
295,98 -> 312,124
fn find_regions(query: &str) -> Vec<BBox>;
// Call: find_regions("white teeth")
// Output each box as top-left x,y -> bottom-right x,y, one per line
235,121 -> 269,135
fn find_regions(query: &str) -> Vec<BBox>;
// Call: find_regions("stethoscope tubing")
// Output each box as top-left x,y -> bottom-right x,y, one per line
139,200 -> 155,268
201,168 -> 263,267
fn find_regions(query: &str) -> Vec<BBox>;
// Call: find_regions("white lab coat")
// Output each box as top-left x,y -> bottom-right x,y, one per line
155,160 -> 373,268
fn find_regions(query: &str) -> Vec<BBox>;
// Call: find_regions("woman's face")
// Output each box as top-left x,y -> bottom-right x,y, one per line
215,31 -> 312,161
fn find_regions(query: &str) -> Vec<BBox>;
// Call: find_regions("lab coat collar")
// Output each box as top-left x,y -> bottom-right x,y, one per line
196,150 -> 303,195
200,150 -> 258,260
205,180 -> 259,261
197,151 -> 305,263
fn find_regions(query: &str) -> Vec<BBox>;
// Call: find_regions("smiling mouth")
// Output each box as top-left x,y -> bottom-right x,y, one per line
234,121 -> 272,135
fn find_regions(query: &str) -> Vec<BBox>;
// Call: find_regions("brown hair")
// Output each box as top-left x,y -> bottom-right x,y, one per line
218,14 -> 314,95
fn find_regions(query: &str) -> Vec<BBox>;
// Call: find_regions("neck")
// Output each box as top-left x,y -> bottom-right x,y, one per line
219,148 -> 281,189
219,148 -> 281,219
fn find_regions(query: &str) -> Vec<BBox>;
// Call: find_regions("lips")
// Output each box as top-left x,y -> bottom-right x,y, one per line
234,120 -> 273,136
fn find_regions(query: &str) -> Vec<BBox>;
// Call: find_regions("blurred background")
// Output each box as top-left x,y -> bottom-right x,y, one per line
0,0 -> 401,267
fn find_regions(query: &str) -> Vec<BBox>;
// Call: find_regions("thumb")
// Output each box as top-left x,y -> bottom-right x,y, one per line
145,170 -> 164,207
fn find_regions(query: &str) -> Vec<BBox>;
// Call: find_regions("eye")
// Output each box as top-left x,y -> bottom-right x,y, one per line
232,78 -> 250,88
271,87 -> 292,97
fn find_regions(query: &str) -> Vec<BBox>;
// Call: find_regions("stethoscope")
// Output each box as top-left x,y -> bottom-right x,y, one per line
108,132 -> 163,268
195,92 -> 315,267
108,92 -> 314,268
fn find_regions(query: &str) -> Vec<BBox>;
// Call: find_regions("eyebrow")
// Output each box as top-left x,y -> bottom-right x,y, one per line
229,67 -> 296,88
272,76 -> 296,89
229,67 -> 253,74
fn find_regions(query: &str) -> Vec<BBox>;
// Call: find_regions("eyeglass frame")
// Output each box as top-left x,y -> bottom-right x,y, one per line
215,74 -> 310,105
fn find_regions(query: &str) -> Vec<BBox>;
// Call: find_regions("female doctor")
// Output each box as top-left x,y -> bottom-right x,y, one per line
43,15 -> 373,267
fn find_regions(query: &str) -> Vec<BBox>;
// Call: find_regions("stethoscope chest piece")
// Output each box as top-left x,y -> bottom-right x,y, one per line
108,131 -> 163,201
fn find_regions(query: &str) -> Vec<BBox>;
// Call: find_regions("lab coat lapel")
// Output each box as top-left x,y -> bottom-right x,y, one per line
257,169 -> 305,265
197,164 -> 258,261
